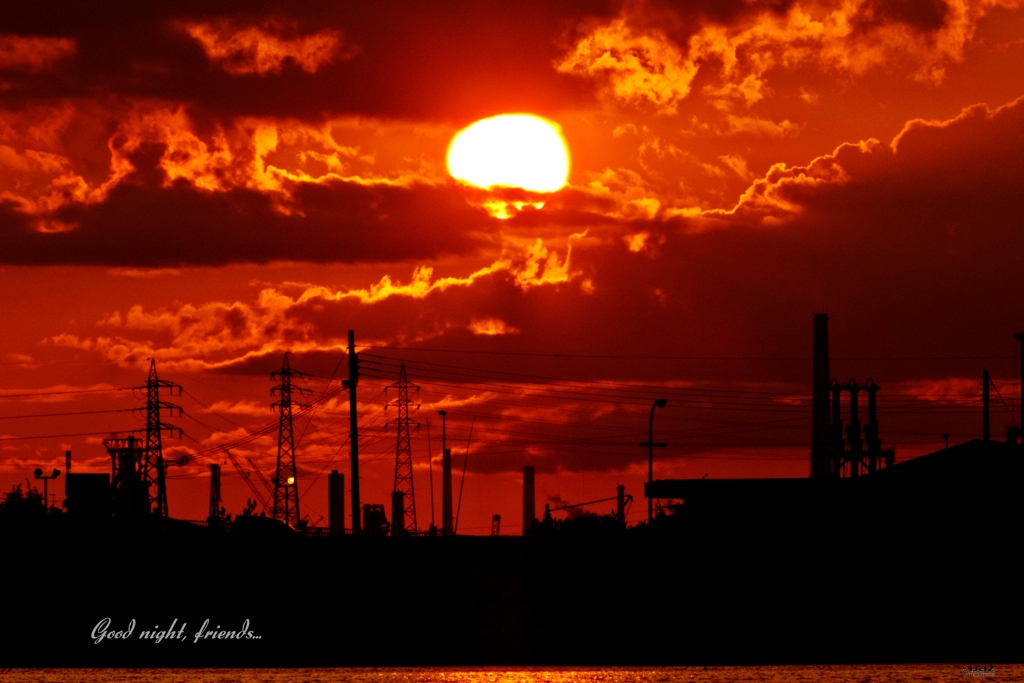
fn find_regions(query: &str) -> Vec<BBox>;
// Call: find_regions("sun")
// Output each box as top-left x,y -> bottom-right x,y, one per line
447,114 -> 570,192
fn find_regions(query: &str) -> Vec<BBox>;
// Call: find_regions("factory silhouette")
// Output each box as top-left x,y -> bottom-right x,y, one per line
3,315 -> 1023,667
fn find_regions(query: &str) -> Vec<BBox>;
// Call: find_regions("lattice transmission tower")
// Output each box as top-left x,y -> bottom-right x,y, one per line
106,359 -> 182,518
387,363 -> 419,534
271,352 -> 310,527
142,358 -> 182,517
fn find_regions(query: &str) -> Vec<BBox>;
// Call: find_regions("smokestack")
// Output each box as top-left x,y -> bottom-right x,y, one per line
522,465 -> 535,534
208,464 -> 221,521
328,470 -> 344,535
811,314 -> 832,477
391,491 -> 405,536
616,485 -> 625,523
442,448 -> 453,535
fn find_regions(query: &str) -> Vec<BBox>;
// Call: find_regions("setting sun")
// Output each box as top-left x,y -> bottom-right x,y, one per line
446,114 -> 570,192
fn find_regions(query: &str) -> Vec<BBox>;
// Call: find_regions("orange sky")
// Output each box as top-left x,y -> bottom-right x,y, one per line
2,0 -> 1024,533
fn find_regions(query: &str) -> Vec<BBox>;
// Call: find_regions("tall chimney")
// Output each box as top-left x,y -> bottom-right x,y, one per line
328,470 -> 344,534
811,314 -> 832,477
208,464 -> 222,521
442,448 -> 453,535
522,465 -> 535,534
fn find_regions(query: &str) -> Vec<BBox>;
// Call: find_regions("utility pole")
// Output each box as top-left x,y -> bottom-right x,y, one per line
388,363 -> 419,534
139,359 -> 181,517
271,353 -> 310,527
345,331 -> 361,535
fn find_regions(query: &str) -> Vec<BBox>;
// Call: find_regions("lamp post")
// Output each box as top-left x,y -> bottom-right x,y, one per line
941,433 -> 950,450
640,399 -> 668,525
33,467 -> 61,511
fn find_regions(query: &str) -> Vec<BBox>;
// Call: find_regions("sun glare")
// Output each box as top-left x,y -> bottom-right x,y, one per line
447,114 -> 570,193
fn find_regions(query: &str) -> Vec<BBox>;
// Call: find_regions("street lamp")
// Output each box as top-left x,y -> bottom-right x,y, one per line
33,467 -> 61,511
640,399 -> 668,525
941,433 -> 950,450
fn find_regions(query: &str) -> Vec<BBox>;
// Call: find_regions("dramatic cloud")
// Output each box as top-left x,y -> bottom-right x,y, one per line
0,103 -> 498,265
556,17 -> 700,114
0,1 -> 610,120
181,20 -> 347,75
42,92 -> 1024,387
3,0 -> 1024,526
50,232 -> 585,370
559,0 -> 1024,112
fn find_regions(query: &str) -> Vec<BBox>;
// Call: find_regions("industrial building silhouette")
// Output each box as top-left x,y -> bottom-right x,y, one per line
4,315 -> 1023,666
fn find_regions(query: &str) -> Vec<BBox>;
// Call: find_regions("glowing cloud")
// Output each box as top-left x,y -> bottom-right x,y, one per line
559,1 -> 1024,112
469,318 -> 520,336
556,18 -> 698,114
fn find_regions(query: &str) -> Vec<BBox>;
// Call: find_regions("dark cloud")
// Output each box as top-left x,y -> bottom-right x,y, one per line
853,0 -> 950,32
0,142 -> 494,266
642,0 -> 800,33
0,0 -> 617,122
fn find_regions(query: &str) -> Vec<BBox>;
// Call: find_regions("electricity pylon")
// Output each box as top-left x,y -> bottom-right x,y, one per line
141,358 -> 181,517
271,352 -> 310,527
387,363 -> 419,534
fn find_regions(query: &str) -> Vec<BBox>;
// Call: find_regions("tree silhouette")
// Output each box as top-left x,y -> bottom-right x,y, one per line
0,484 -> 46,519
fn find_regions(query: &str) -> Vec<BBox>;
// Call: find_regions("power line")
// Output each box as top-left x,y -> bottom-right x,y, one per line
0,387 -> 132,399
0,429 -> 143,442
364,354 -> 1002,407
0,408 -> 141,420
363,354 -> 809,400
366,345 -> 1016,362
